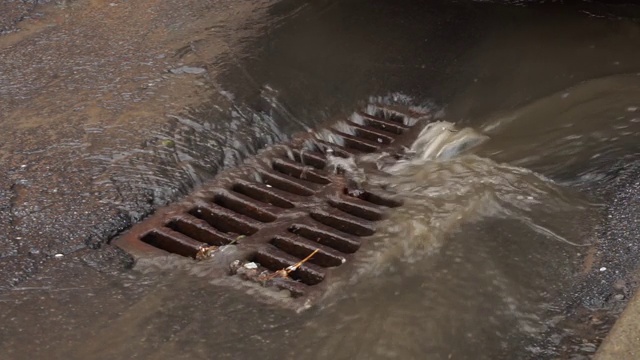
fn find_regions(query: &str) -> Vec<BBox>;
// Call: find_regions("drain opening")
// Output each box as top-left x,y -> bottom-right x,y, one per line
188,206 -> 258,236
310,211 -> 375,236
272,159 -> 330,184
332,131 -> 379,153
354,111 -> 407,135
141,229 -> 203,258
288,224 -> 360,254
348,123 -> 394,145
344,188 -> 402,208
113,102 -> 429,305
329,199 -> 384,221
290,149 -> 327,170
212,192 -> 277,223
253,248 -> 325,285
231,182 -> 295,209
258,171 -> 316,196
314,140 -> 354,158
166,217 -> 234,246
372,108 -> 409,125
270,235 -> 345,268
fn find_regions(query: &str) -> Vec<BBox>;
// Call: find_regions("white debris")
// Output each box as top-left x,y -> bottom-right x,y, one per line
599,267 -> 607,272
243,262 -> 258,270
54,253 -> 64,258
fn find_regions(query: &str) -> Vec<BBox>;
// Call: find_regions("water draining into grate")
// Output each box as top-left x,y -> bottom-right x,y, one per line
113,102 -> 431,306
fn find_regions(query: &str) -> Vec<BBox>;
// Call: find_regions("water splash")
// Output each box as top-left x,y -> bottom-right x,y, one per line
320,117 -> 592,277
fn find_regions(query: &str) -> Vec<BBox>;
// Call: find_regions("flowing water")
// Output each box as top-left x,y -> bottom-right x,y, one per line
10,88 -> 632,359
2,1 -> 640,359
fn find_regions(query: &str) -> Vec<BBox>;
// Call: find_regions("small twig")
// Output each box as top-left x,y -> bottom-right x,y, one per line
285,249 -> 319,273
230,235 -> 244,245
196,236 -> 244,260
260,249 -> 320,281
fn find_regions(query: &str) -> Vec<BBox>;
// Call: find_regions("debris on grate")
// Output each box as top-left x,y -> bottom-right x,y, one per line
113,102 -> 432,308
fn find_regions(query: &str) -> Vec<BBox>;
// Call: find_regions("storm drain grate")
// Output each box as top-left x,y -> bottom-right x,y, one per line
113,103 -> 431,305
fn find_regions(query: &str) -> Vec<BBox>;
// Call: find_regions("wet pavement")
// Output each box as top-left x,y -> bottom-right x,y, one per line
1,0 -> 640,359
0,0 -> 280,286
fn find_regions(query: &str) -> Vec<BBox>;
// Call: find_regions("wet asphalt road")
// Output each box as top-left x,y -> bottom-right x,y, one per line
0,0 -> 638,301
1,0 -> 640,359
0,0 -> 42,34
0,0 -> 280,289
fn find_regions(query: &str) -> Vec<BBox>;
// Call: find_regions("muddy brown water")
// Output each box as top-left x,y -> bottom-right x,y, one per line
1,0 -> 640,359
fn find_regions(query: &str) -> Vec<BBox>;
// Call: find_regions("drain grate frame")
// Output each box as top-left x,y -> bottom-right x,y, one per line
113,103 -> 432,306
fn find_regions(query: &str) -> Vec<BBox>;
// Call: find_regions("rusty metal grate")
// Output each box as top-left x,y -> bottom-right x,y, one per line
113,103 -> 431,305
